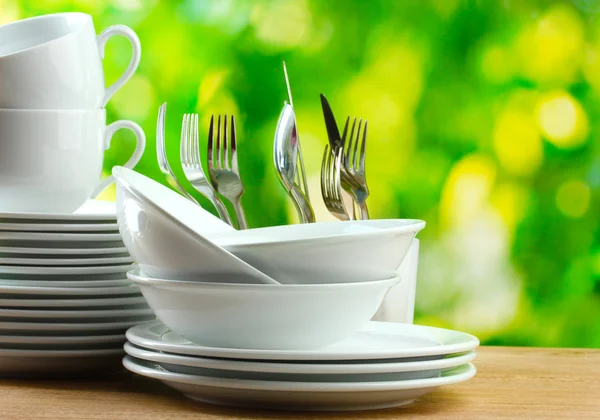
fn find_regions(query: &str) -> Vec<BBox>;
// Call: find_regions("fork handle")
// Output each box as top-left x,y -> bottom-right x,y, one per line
357,200 -> 369,220
211,194 -> 234,226
176,183 -> 199,205
232,198 -> 248,230
290,185 -> 315,223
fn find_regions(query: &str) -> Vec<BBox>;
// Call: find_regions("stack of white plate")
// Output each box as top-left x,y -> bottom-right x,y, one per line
0,200 -> 154,377
124,320 -> 479,411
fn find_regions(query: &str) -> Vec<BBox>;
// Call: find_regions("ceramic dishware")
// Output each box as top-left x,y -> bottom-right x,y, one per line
0,12 -> 140,109
0,200 -> 117,223
372,238 -> 420,323
123,357 -> 476,411
126,320 -> 479,361
0,109 -> 145,213
211,219 -> 425,284
125,342 -> 476,382
113,167 -> 277,284
127,269 -> 400,350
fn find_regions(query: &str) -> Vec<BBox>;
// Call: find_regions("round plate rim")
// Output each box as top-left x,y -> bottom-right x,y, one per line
124,342 -> 477,375
126,321 -> 480,361
123,356 -> 476,392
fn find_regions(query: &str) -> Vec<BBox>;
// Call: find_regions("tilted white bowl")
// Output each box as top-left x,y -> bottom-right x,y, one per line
211,219 -> 425,284
113,167 -> 277,284
127,269 -> 400,350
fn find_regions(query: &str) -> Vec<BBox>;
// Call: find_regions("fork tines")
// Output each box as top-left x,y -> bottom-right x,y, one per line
208,115 -> 239,173
321,144 -> 350,221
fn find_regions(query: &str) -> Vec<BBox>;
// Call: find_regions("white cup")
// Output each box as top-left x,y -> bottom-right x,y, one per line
0,109 -> 145,213
372,239 -> 420,323
0,12 -> 140,109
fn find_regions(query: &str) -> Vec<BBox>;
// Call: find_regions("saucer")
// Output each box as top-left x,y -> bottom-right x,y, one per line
0,199 -> 116,223
126,321 -> 479,361
0,222 -> 119,232
0,284 -> 140,296
123,357 -> 476,411
0,295 -> 145,308
0,255 -> 133,266
0,246 -> 129,256
0,278 -> 132,288
0,317 -> 155,334
125,342 -> 476,382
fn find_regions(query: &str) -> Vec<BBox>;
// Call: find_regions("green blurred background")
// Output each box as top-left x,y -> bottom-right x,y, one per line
4,0 -> 600,348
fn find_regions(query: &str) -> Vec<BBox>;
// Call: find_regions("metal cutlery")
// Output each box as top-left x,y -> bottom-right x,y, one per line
180,113 -> 233,226
274,104 -> 315,223
319,94 -> 370,220
341,116 -> 370,220
207,115 -> 248,230
321,145 -> 350,221
282,61 -> 310,202
156,103 -> 198,204
320,94 -> 344,152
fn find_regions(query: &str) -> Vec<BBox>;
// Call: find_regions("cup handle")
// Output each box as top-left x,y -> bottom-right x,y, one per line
97,25 -> 141,108
90,120 -> 146,199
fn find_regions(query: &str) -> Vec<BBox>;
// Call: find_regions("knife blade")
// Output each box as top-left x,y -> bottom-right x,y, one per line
320,93 -> 343,151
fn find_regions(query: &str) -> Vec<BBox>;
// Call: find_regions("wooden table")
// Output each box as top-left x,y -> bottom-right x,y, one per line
0,346 -> 598,419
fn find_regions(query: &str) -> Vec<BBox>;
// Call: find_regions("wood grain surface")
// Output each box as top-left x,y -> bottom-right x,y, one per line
0,346 -> 598,419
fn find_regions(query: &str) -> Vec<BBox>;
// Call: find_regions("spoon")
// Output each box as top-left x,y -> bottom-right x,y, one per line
273,104 -> 315,223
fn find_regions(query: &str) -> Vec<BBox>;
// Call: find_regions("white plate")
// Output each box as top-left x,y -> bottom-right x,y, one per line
0,317 -> 156,334
0,333 -> 125,346
0,255 -> 133,266
0,264 -> 132,277
0,278 -> 133,288
0,284 -> 140,296
124,357 -> 476,411
0,222 -> 119,232
0,246 -> 129,256
0,200 -> 116,223
0,295 -> 145,308
0,231 -> 123,242
125,342 -> 476,382
127,321 -> 479,361
0,348 -> 124,377
0,307 -> 152,320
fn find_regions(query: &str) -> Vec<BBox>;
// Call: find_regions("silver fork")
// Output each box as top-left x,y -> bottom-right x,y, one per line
341,117 -> 369,220
207,115 -> 248,230
156,103 -> 198,203
321,144 -> 350,221
180,113 -> 233,225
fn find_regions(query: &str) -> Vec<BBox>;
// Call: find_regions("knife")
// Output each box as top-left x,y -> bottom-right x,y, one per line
320,93 -> 343,151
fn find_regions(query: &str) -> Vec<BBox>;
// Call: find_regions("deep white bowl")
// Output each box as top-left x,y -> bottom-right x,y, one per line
211,219 -> 425,283
127,269 -> 400,350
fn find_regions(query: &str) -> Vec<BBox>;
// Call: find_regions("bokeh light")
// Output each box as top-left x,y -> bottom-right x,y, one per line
555,180 -> 591,218
536,91 -> 588,148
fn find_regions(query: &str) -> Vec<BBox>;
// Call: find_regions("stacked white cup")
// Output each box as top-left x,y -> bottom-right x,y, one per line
0,12 -> 146,213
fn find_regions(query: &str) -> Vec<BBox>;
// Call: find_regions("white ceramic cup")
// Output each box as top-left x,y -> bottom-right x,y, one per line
372,239 -> 420,323
0,12 -> 140,109
0,109 -> 145,213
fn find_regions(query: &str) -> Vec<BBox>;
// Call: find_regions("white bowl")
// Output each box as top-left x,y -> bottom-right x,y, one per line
210,219 -> 425,284
127,269 -> 400,350
113,167 -> 277,284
